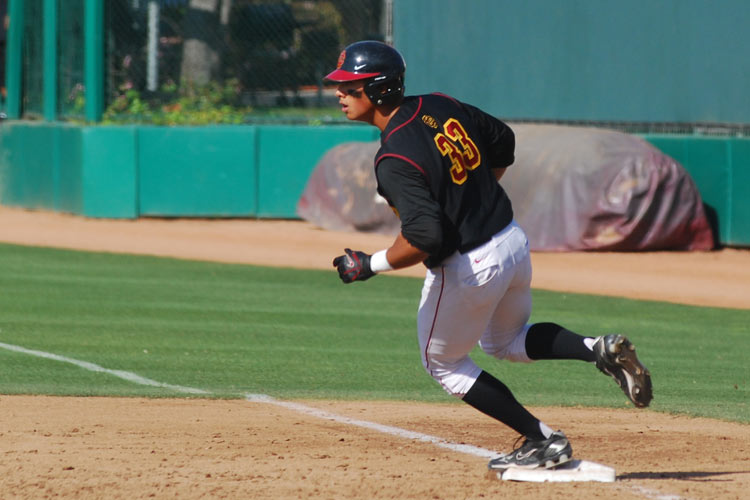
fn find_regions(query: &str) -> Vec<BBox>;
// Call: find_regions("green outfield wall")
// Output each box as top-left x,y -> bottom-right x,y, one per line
642,136 -> 750,247
0,121 -> 747,247
0,122 -> 378,219
394,0 -> 750,125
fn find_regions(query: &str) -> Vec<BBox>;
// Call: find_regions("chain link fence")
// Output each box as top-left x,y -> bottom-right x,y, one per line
58,0 -> 85,118
19,0 -> 86,120
15,1 -> 746,134
15,0 -> 388,123
20,0 -> 43,118
103,0 -> 389,124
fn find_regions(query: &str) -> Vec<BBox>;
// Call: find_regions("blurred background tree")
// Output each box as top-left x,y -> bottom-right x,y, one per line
100,0 -> 386,122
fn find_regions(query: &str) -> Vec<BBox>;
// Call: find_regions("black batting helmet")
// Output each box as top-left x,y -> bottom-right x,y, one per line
325,40 -> 406,107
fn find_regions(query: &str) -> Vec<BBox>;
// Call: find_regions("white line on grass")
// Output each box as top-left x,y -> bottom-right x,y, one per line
0,341 -> 690,499
0,340 -> 493,456
0,341 -> 208,395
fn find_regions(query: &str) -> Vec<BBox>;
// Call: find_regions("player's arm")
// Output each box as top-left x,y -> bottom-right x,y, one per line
385,232 -> 429,269
375,157 -> 442,259
332,157 -> 440,283
462,102 -> 515,169
332,230 -> 429,283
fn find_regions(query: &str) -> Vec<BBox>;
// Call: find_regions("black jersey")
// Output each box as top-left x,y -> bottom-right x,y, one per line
374,93 -> 516,268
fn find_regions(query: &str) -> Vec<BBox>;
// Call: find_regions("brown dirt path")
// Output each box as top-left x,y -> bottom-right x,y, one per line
1,206 -> 749,499
1,206 -> 748,309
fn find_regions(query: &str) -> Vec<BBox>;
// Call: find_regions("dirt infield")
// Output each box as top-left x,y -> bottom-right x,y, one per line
1,206 -> 749,499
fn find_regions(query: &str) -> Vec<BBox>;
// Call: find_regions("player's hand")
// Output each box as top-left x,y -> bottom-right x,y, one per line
332,248 -> 375,283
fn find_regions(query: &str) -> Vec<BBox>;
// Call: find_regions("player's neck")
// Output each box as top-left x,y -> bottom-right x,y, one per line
372,104 -> 401,132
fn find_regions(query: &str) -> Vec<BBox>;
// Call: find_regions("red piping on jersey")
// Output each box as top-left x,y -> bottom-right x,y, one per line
383,96 -> 422,143
376,153 -> 427,177
430,92 -> 459,106
424,266 -> 446,372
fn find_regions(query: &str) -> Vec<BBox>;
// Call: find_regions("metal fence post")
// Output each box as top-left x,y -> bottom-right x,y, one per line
84,0 -> 104,122
5,0 -> 24,119
146,0 -> 160,92
382,0 -> 393,45
43,0 -> 58,121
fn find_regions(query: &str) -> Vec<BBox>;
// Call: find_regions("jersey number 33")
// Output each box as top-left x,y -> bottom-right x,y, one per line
432,118 -> 482,185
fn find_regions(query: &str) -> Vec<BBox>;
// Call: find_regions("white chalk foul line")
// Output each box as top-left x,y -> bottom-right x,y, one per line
245,393 -> 497,459
0,341 -> 209,395
0,340 -> 495,458
0,341 -> 690,498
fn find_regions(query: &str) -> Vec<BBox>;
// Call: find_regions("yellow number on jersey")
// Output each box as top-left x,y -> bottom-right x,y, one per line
433,118 -> 481,185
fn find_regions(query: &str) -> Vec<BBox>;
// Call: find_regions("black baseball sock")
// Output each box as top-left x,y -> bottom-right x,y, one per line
462,370 -> 547,441
525,322 -> 596,361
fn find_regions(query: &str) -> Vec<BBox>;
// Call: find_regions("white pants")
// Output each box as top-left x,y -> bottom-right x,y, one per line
418,221 -> 533,397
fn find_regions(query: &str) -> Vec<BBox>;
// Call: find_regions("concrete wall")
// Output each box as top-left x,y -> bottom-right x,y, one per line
0,122 -> 747,246
642,136 -> 750,246
0,122 -> 378,219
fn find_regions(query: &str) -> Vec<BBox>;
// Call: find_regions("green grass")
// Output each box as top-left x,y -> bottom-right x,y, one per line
0,243 -> 747,423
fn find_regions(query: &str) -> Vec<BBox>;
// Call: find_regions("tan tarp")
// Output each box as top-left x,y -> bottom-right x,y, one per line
298,124 -> 714,251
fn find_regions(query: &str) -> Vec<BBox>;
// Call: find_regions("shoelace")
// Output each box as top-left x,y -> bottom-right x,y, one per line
506,435 -> 530,456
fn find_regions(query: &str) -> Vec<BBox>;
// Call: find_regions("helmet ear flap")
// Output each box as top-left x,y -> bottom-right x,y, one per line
365,74 -> 404,107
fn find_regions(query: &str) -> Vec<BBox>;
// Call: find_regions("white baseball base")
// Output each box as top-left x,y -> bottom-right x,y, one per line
493,460 -> 616,483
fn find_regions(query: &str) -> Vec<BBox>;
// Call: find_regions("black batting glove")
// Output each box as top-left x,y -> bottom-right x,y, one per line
332,248 -> 375,283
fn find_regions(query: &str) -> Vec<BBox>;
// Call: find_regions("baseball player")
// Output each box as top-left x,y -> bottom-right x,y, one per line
327,41 -> 652,470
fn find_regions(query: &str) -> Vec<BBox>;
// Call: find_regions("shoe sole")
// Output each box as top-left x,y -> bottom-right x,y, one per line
544,453 -> 573,469
603,335 -> 653,408
489,453 -> 573,471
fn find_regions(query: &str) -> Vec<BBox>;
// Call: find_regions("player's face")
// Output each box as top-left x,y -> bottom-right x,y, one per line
335,80 -> 374,123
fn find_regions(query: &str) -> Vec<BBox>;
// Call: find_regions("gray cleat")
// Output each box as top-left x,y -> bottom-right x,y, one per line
488,431 -> 573,470
594,334 -> 653,408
